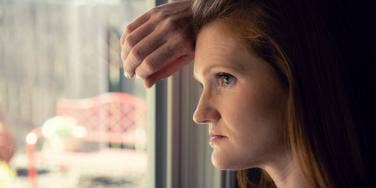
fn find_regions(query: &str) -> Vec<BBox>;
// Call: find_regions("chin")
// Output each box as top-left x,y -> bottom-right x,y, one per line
211,159 -> 229,170
211,151 -> 242,170
211,150 -> 257,170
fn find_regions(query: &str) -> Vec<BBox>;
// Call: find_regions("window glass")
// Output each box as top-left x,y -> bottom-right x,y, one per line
0,0 -> 153,187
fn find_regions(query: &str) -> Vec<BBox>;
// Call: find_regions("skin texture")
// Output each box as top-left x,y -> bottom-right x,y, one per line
193,20 -> 287,170
193,21 -> 306,188
120,0 -> 194,87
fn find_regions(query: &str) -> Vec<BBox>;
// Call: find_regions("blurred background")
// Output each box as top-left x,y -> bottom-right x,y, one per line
0,0 -> 153,187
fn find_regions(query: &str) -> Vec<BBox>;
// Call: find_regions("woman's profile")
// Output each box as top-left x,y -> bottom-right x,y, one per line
120,0 -> 376,187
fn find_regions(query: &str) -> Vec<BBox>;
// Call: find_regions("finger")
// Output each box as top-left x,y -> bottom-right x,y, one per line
144,54 -> 193,88
120,12 -> 151,46
123,0 -> 192,47
130,7 -> 193,78
126,3 -> 191,48
121,19 -> 162,75
122,1 -> 193,78
119,0 -> 189,46
123,28 -> 167,78
156,0 -> 192,14
121,8 -> 187,77
134,36 -> 188,79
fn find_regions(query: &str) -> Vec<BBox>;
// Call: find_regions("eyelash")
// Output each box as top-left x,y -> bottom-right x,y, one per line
215,72 -> 236,87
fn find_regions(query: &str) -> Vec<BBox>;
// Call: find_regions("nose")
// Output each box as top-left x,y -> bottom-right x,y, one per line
193,91 -> 220,125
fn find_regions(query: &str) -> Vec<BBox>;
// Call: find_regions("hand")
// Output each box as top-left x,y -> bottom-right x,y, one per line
120,0 -> 194,88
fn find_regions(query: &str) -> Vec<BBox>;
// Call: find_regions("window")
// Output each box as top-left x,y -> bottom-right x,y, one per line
0,0 -> 153,187
0,0 -> 232,187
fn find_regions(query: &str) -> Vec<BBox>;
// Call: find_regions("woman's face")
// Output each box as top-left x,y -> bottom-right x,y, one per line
193,21 -> 288,170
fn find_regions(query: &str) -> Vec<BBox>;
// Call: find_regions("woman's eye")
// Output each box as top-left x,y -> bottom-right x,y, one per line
215,72 -> 236,87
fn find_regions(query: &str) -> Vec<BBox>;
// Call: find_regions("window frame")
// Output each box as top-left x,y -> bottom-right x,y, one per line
158,0 -> 237,187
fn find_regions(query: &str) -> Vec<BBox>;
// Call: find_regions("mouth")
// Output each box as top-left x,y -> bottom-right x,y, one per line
209,134 -> 227,145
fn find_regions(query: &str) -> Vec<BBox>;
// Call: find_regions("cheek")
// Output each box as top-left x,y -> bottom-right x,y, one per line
223,88 -> 271,124
222,86 -> 287,150
240,82 -> 285,123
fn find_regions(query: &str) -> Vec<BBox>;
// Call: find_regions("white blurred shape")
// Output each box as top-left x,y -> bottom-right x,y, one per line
73,126 -> 87,138
25,132 -> 38,145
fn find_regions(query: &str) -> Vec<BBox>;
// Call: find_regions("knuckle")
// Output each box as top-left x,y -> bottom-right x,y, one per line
135,69 -> 147,79
134,69 -> 140,77
175,33 -> 193,49
150,6 -> 160,14
124,34 -> 136,48
150,6 -> 165,16
130,47 -> 143,62
163,17 -> 177,30
143,58 -> 157,73
155,10 -> 168,20
165,41 -> 176,54
125,25 -> 133,34
174,34 -> 185,44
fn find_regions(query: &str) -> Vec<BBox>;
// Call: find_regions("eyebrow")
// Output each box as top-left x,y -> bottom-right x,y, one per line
193,63 -> 247,81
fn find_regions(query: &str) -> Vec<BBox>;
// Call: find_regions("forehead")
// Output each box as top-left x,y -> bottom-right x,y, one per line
193,21 -> 252,75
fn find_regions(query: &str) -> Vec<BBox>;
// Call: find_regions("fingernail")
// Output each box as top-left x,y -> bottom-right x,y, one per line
135,74 -> 141,80
124,72 -> 134,79
124,72 -> 129,78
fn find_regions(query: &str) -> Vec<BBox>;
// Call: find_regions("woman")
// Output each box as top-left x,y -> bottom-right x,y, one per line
120,0 -> 375,187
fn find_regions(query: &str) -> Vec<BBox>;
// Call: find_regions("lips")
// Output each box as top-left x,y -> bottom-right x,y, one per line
209,135 -> 226,141
209,133 -> 227,145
